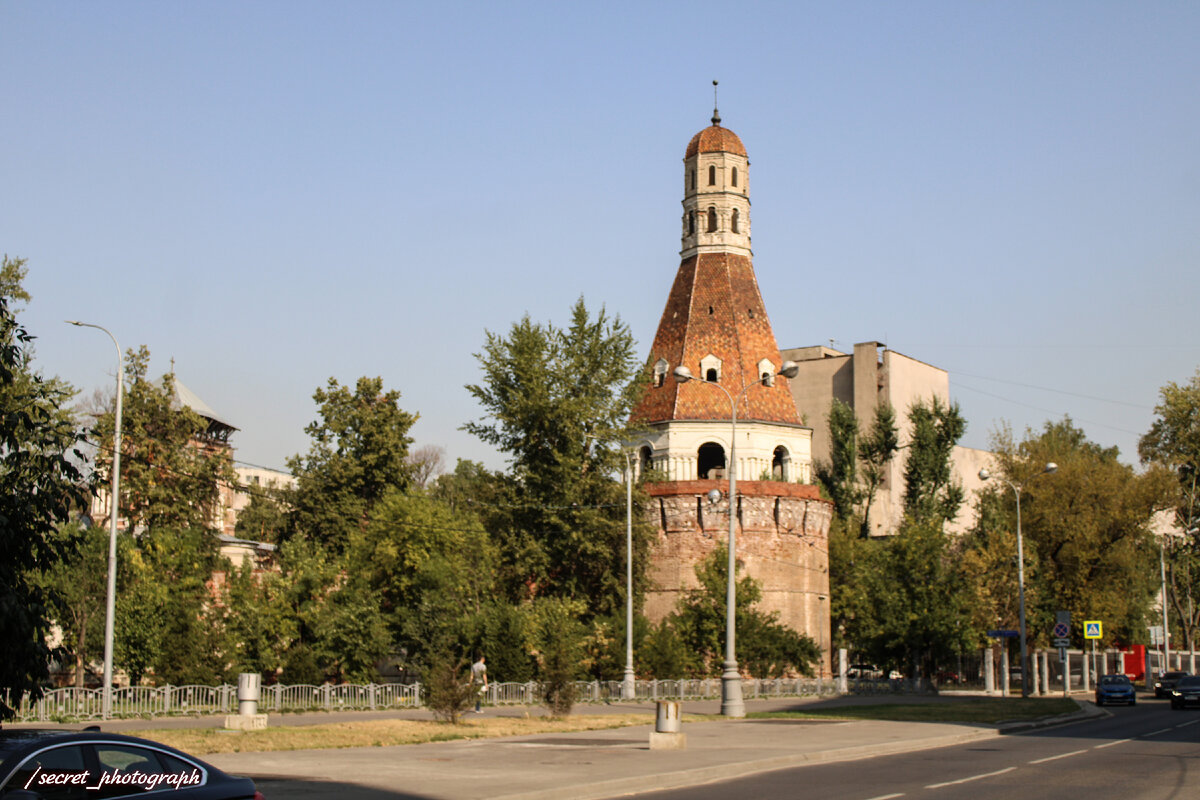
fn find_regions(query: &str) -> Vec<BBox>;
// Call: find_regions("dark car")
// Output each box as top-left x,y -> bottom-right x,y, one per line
1154,670 -> 1190,698
1095,674 -> 1136,706
1170,676 -> 1200,710
0,729 -> 263,799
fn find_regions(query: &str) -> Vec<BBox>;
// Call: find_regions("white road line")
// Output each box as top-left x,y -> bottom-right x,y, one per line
1143,728 -> 1171,737
925,767 -> 1016,789
1028,749 -> 1087,764
1094,739 -> 1131,749
863,794 -> 905,800
1177,719 -> 1200,728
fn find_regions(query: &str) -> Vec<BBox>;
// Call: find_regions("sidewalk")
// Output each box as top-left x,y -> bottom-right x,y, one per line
198,697 -> 1051,800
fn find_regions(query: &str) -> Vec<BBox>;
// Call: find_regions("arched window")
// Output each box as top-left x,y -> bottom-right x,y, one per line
707,207 -> 717,232
732,166 -> 739,187
639,446 -> 653,476
698,442 -> 726,480
688,210 -> 695,235
772,446 -> 790,480
708,165 -> 716,185
705,368 -> 718,382
731,208 -> 739,233
690,170 -> 696,190
653,358 -> 669,388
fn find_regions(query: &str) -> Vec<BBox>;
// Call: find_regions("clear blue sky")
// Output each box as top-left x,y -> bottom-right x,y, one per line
5,1 -> 1198,474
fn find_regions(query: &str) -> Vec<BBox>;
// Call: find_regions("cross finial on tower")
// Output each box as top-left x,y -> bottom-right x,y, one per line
711,80 -> 721,126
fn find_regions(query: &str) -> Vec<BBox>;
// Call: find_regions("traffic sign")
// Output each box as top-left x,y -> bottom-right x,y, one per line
1053,637 -> 1071,648
987,630 -> 1019,638
1052,621 -> 1070,638
1084,620 -> 1102,639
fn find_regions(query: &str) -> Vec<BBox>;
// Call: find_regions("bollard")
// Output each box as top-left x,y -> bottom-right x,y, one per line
650,700 -> 685,749
224,673 -> 268,731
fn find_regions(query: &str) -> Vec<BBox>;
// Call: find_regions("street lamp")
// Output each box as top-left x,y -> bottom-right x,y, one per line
66,320 -> 124,720
674,359 -> 800,717
978,461 -> 1057,698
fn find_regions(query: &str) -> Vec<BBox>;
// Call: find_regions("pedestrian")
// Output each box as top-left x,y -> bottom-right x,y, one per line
471,654 -> 488,713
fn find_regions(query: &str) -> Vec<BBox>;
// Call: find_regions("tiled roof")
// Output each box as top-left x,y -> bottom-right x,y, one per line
631,252 -> 802,426
685,125 -> 747,159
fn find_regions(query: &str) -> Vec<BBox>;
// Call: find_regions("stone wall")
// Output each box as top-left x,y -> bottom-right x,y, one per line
643,479 -> 833,675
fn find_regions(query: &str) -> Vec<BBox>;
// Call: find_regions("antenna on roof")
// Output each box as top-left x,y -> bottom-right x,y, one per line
711,80 -> 721,126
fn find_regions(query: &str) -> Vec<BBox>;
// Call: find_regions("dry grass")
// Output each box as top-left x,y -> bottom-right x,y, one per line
747,697 -> 1080,725
123,714 -> 651,755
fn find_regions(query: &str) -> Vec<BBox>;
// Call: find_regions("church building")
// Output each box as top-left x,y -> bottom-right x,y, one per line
631,104 -> 834,675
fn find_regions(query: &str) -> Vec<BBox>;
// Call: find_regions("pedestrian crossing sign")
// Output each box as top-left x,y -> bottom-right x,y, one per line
1084,621 -> 1102,639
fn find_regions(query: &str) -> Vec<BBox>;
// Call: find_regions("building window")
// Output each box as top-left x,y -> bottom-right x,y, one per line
772,446 -> 790,480
706,368 -> 718,382
707,207 -> 717,232
708,165 -> 716,185
731,208 -> 739,233
732,166 -> 738,187
653,358 -> 669,388
688,210 -> 695,235
757,358 -> 776,386
690,170 -> 696,190
639,446 -> 653,476
698,442 -> 726,480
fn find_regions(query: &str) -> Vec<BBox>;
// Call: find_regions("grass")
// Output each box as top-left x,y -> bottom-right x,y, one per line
122,714 -> 651,755
747,697 -> 1080,725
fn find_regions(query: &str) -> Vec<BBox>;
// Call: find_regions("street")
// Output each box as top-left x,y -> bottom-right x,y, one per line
636,698 -> 1199,800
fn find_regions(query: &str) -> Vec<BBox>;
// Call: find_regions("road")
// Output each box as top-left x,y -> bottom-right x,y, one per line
635,698 -> 1199,800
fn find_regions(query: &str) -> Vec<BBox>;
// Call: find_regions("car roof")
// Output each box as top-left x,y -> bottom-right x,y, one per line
0,730 -> 209,768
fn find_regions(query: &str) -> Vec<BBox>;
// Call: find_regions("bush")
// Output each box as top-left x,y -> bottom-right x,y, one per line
423,655 -> 476,724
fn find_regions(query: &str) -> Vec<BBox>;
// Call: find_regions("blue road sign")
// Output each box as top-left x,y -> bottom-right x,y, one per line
987,630 -> 1020,638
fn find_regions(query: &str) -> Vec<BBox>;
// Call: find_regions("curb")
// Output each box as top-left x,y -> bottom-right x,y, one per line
996,699 -> 1108,734
489,727 -> 1000,800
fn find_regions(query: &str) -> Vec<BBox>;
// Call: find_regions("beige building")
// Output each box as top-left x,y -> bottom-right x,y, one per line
780,341 -> 992,536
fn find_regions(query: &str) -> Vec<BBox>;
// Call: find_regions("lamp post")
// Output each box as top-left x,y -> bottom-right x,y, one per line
673,360 -> 799,717
66,321 -> 124,720
978,462 -> 1057,699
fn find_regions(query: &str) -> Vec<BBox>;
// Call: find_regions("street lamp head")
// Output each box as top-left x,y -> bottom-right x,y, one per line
778,360 -> 800,379
66,320 -> 83,326
706,487 -> 722,504
1044,462 -> 1058,474
673,366 -> 695,382
978,468 -> 991,481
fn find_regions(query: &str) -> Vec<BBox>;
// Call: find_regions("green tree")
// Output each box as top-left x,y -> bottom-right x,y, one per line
816,399 -> 859,521
903,397 -> 966,527
463,298 -> 650,615
0,288 -> 87,719
673,546 -> 821,678
234,483 -> 289,543
35,523 -> 107,688
91,347 -> 235,534
993,419 -> 1171,647
288,376 -> 417,552
858,403 -> 899,534
222,564 -> 298,677
1139,370 -> 1200,653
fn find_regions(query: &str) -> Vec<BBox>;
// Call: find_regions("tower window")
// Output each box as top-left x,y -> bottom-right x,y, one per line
653,358 -> 669,388
731,208 -> 739,234
698,442 -> 726,479
772,446 -> 790,480
688,211 -> 695,235
690,170 -> 696,190
705,368 -> 718,382
707,207 -> 717,232
708,165 -> 716,185
732,166 -> 738,187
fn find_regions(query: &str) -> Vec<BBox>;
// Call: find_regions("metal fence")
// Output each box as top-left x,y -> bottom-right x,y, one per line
13,677 -> 838,723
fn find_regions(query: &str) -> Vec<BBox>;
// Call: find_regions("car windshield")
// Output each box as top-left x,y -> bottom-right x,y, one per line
1175,676 -> 1200,689
1164,672 -> 1188,680
1099,676 -> 1130,686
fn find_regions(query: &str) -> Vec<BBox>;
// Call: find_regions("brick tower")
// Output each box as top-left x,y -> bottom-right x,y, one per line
631,105 -> 833,675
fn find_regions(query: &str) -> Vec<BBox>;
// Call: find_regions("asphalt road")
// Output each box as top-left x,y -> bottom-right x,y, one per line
634,698 -> 1200,800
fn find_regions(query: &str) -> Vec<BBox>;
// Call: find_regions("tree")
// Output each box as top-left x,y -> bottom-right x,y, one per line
90,347 -> 235,534
0,284 -> 87,719
858,403 -> 899,534
902,397 -> 966,527
408,444 -> 447,490
1139,371 -> 1200,653
234,483 -> 289,543
673,546 -> 821,678
816,399 -> 859,521
288,376 -> 417,552
992,419 -> 1171,647
35,523 -> 107,688
463,298 -> 650,615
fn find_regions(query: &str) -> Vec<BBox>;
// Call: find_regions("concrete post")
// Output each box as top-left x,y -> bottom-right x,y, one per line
1031,649 -> 1041,695
984,649 -> 995,695
837,648 -> 848,694
1040,650 -> 1050,695
1081,652 -> 1090,692
1000,655 -> 1010,697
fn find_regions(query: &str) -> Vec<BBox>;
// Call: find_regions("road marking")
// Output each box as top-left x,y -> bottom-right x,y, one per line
864,794 -> 904,800
1177,719 -> 1200,728
1028,749 -> 1087,764
925,767 -> 1015,789
1143,728 -> 1171,737
1094,739 -> 1131,749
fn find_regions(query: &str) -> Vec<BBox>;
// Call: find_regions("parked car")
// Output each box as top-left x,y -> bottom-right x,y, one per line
1095,674 -> 1136,706
847,664 -> 882,680
0,729 -> 263,799
1170,676 -> 1200,710
1154,670 -> 1190,698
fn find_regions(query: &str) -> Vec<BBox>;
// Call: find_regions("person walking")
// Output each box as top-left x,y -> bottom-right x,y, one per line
471,655 -> 488,713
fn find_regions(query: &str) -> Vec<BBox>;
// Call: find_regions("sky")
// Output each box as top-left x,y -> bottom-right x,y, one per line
4,1 -> 1198,476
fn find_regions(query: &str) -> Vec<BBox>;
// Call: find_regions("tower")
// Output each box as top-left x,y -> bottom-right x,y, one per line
632,106 -> 833,674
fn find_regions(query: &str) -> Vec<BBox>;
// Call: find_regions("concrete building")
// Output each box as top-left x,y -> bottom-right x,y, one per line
780,341 -> 992,536
631,107 -> 833,674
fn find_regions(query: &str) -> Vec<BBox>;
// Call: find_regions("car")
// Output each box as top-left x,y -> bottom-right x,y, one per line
1094,674 -> 1136,706
1154,670 -> 1190,698
1170,676 -> 1200,710
0,728 -> 263,799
